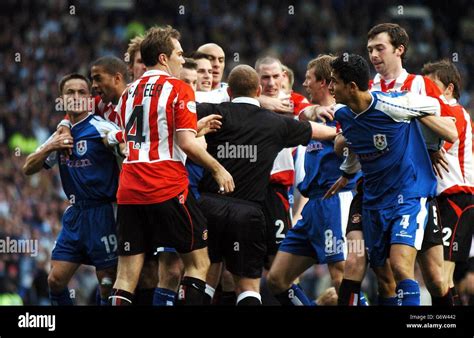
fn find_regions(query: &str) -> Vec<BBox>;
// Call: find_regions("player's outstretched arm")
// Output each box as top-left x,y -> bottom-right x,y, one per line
308,122 -> 337,141
258,95 -> 293,115
177,130 -> 235,193
418,115 -> 458,143
299,105 -> 335,122
23,132 -> 73,175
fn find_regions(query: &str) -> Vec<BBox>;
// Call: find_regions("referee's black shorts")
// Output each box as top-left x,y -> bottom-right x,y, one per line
117,191 -> 207,256
198,193 -> 266,278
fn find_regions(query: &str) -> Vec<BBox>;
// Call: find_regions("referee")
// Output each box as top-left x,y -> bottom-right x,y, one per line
197,65 -> 336,305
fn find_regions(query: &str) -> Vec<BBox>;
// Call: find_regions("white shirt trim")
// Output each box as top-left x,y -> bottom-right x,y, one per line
231,97 -> 261,107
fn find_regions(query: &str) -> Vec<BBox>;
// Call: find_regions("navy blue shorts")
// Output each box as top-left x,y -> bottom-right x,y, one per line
52,201 -> 118,270
279,191 -> 353,264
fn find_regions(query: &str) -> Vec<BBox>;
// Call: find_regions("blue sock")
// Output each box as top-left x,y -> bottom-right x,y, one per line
275,284 -> 312,306
378,296 -> 398,306
359,293 -> 369,306
397,279 -> 420,306
153,288 -> 177,306
50,288 -> 73,306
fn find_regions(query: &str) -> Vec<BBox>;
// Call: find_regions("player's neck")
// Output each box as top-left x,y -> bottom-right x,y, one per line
111,85 -> 126,105
318,95 -> 335,107
379,63 -> 403,82
147,65 -> 170,75
67,111 -> 89,125
349,91 -> 373,114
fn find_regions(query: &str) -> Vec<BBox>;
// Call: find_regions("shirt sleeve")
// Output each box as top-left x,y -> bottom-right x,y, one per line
36,132 -> 58,169
422,76 -> 457,119
175,82 -> 197,133
377,91 -> 441,122
91,117 -> 120,138
281,117 -> 312,147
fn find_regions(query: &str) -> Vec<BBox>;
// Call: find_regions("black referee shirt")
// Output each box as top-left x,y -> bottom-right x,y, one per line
197,97 -> 312,203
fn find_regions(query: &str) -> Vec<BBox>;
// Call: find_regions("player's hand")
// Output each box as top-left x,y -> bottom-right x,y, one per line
212,166 -> 235,194
259,95 -> 293,114
315,287 -> 338,306
429,148 -> 449,179
197,114 -> 222,137
323,176 -> 348,199
119,142 -> 128,157
56,125 -> 73,156
299,105 -> 335,122
48,132 -> 74,152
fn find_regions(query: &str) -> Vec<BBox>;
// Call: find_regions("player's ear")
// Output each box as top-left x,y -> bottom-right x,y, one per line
349,81 -> 358,92
227,87 -> 233,99
158,53 -> 168,66
114,72 -> 121,85
395,44 -> 405,57
256,85 -> 262,97
446,82 -> 454,97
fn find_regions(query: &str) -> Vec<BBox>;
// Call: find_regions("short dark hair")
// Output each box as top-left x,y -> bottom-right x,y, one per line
58,73 -> 91,94
183,58 -> 197,70
228,65 -> 260,98
191,51 -> 210,61
330,54 -> 370,91
421,59 -> 462,100
141,25 -> 181,67
368,23 -> 409,60
91,56 -> 129,83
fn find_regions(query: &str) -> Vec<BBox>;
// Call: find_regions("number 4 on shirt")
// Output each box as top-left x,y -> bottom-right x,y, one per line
125,105 -> 146,149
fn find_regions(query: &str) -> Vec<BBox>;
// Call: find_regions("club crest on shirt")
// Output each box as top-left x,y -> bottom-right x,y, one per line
76,140 -> 87,156
373,134 -> 387,150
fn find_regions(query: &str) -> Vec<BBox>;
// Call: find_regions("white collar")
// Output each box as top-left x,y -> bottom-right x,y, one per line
142,69 -> 171,77
231,97 -> 261,107
373,68 -> 409,85
448,98 -> 458,106
71,112 -> 93,129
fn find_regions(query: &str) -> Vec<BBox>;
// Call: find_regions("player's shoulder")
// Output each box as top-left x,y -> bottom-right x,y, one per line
334,103 -> 349,116
89,114 -> 119,131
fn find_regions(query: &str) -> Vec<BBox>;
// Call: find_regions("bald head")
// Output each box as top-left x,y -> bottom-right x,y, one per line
227,65 -> 260,99
197,43 -> 225,88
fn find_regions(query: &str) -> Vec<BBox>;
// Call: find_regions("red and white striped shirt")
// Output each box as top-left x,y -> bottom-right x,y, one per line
436,99 -> 473,195
369,69 -> 451,116
114,69 -> 197,204
94,95 -> 120,125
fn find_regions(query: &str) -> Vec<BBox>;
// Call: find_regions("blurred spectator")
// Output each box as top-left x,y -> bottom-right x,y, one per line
0,0 -> 472,304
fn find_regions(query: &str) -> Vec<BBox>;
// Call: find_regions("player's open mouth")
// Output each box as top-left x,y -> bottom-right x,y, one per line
202,81 -> 211,86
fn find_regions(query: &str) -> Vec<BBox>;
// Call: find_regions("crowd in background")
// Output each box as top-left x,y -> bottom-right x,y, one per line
1,0 -> 473,304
